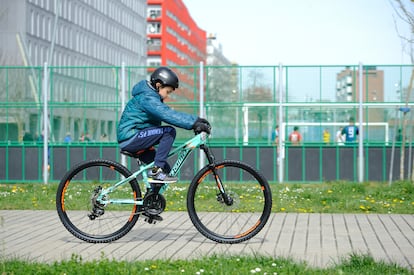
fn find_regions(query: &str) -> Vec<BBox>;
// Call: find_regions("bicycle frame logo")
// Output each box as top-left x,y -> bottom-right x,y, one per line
169,133 -> 206,176
170,145 -> 192,176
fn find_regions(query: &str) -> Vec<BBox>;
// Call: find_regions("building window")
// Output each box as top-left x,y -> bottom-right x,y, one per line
75,31 -> 79,52
27,40 -> 32,58
30,10 -> 35,35
47,17 -> 51,41
147,22 -> 161,34
36,12 -> 39,37
148,7 -> 161,19
147,56 -> 161,67
68,1 -> 72,21
147,38 -> 161,52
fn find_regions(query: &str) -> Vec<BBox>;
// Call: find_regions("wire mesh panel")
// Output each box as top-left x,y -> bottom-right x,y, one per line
0,64 -> 413,183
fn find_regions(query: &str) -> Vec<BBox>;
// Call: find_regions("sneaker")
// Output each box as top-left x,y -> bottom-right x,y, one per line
147,167 -> 178,183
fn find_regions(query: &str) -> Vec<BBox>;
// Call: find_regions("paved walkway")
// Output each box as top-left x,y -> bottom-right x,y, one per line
0,210 -> 413,269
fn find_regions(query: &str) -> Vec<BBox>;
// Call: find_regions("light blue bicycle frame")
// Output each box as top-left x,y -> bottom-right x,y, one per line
97,132 -> 209,206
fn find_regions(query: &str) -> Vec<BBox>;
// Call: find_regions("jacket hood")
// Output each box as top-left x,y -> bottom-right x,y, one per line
132,80 -> 157,97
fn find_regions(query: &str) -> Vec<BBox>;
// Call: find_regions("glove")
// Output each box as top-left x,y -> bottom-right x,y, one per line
192,117 -> 211,134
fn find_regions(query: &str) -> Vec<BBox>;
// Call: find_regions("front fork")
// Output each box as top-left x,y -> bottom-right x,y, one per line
200,145 -> 233,206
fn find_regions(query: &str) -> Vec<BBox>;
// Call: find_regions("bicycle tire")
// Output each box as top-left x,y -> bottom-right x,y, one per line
56,159 -> 141,243
187,160 -> 272,244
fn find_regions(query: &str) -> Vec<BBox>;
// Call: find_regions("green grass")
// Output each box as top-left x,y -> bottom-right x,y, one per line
1,253 -> 412,274
1,181 -> 413,274
1,181 -> 413,214
274,181 -> 414,214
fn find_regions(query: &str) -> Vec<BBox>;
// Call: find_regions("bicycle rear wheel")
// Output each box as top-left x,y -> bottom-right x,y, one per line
56,159 -> 141,243
187,160 -> 272,244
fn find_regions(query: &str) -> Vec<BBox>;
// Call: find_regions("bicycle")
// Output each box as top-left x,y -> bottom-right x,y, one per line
56,130 -> 272,244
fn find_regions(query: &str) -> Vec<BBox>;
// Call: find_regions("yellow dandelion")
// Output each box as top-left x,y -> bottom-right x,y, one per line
359,205 -> 366,210
327,190 -> 333,194
280,207 -> 286,211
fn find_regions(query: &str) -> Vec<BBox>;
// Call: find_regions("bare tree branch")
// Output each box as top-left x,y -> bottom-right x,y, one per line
389,0 -> 414,181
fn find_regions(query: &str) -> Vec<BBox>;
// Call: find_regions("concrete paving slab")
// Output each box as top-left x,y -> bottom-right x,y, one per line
0,210 -> 413,270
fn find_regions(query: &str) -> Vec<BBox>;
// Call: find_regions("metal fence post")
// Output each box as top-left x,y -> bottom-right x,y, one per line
278,63 -> 284,183
43,62 -> 49,184
199,61 -> 205,170
121,62 -> 126,167
358,62 -> 364,183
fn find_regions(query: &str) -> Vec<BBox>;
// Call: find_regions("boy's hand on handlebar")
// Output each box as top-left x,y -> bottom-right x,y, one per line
192,117 -> 211,134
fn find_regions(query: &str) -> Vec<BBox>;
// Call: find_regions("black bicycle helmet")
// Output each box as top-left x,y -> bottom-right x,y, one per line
150,67 -> 179,89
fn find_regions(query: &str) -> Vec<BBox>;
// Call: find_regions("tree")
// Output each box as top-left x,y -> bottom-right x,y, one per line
390,0 -> 414,181
244,70 -> 273,138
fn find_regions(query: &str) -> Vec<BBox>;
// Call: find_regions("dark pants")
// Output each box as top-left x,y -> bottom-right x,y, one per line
120,126 -> 176,172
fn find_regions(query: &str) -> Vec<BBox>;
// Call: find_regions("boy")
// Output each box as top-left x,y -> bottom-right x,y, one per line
288,126 -> 302,145
341,117 -> 359,144
272,125 -> 279,145
117,67 -> 210,184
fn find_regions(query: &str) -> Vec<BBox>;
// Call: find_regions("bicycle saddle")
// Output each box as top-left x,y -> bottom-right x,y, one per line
120,147 -> 155,158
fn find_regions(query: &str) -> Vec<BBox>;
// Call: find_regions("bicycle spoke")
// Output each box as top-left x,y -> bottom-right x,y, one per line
187,160 -> 272,243
56,159 -> 141,243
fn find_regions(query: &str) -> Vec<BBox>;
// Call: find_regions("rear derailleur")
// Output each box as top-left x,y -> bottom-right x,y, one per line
88,186 -> 106,220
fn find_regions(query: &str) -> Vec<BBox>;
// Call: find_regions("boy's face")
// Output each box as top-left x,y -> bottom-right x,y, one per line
158,85 -> 174,100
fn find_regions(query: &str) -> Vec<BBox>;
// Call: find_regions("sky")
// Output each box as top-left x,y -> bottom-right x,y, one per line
182,0 -> 413,66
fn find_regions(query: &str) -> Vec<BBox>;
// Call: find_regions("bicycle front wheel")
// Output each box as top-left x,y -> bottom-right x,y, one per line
56,159 -> 141,243
187,160 -> 272,244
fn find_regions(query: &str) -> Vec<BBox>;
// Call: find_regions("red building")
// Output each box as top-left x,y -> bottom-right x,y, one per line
147,0 -> 207,101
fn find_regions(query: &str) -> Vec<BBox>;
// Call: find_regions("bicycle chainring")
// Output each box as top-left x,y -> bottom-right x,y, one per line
143,192 -> 166,215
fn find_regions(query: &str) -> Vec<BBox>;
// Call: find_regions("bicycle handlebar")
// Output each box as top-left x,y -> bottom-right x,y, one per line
193,126 -> 212,135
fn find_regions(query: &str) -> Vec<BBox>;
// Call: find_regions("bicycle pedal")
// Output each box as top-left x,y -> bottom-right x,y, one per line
144,217 -> 157,224
142,213 -> 163,224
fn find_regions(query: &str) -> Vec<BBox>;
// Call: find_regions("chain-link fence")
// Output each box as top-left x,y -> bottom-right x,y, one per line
1,64 -> 413,183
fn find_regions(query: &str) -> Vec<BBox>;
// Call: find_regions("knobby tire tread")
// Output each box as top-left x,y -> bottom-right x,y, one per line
56,159 -> 141,243
187,160 -> 272,244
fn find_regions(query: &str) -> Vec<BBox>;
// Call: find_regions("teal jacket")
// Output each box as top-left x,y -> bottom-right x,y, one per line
117,80 -> 198,143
